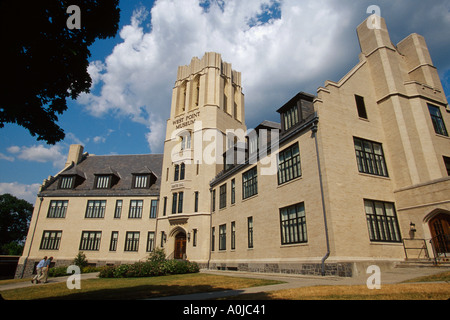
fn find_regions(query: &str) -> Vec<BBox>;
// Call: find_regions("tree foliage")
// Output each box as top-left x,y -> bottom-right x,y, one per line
0,1 -> 120,144
0,194 -> 34,254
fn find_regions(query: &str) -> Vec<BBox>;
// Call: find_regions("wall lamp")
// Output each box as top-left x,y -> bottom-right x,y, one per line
410,222 -> 417,233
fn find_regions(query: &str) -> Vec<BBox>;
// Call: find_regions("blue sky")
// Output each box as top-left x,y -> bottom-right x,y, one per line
1,0 -> 449,203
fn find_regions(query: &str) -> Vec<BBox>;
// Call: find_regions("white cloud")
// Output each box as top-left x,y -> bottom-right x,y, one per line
0,182 -> 41,204
0,153 -> 14,162
78,0 -> 450,153
7,145 -> 66,169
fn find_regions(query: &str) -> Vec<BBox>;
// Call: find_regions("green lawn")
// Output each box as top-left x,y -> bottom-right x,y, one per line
0,273 -> 282,300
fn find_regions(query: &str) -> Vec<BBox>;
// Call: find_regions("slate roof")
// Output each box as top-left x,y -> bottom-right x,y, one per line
40,154 -> 164,197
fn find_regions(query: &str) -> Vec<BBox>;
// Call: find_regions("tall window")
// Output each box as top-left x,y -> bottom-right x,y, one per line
39,231 -> 62,250
242,167 -> 258,199
231,179 -> 236,204
114,200 -> 122,219
109,231 -> 118,251
79,231 -> 102,251
355,95 -> 368,119
231,221 -> 236,250
124,232 -> 140,252
219,184 -> 227,209
211,227 -> 215,251
172,193 -> 178,214
85,200 -> 106,218
280,202 -> 307,245
147,232 -> 155,252
354,137 -> 388,177
194,192 -> 199,213
428,104 -> 448,136
163,197 -> 167,216
278,143 -> 301,185
193,229 -> 197,247
47,200 -> 68,218
180,163 -> 185,180
129,200 -> 143,219
219,224 -> 226,250
174,165 -> 180,181
364,200 -> 401,243
211,189 -> 216,212
178,192 -> 184,213
248,217 -> 254,248
150,200 -> 158,219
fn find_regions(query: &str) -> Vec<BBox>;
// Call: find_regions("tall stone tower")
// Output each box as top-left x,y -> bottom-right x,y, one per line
156,52 -> 247,264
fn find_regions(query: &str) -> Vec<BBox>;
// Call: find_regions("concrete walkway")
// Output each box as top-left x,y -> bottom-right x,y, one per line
0,272 -> 100,292
149,267 -> 450,300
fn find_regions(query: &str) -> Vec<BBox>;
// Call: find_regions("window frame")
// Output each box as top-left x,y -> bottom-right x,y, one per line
146,232 -> 155,252
219,183 -> 227,209
132,174 -> 150,189
364,199 -> 402,243
124,231 -> 140,252
47,200 -> 68,218
59,176 -> 74,189
85,200 -> 106,219
79,231 -> 102,251
279,202 -> 307,245
355,95 -> 368,119
242,166 -> 258,199
277,143 -> 302,185
353,137 -> 389,177
248,217 -> 254,249
129,200 -> 143,219
39,230 -> 62,250
109,231 -> 119,251
219,224 -> 227,251
428,104 -> 448,136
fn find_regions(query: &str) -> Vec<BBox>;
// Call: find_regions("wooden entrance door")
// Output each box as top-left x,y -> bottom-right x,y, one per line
174,233 -> 186,260
429,213 -> 450,256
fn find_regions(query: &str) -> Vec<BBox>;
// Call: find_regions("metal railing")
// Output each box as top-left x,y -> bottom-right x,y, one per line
402,238 -> 429,260
429,233 -> 449,264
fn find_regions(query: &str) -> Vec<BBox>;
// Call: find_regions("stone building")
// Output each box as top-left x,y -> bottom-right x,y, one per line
16,16 -> 449,278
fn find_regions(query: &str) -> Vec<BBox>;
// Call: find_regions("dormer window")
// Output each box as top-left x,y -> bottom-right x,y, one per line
95,175 -> 112,189
59,176 -> 74,189
283,104 -> 299,131
133,174 -> 150,189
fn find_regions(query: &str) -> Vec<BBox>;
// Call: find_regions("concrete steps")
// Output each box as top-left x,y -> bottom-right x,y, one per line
395,258 -> 450,268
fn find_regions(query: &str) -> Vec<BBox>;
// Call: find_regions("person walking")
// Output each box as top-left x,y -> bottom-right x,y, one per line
37,256 -> 53,284
31,256 -> 47,284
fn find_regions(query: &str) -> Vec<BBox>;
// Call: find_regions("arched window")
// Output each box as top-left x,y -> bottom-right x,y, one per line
181,132 -> 191,150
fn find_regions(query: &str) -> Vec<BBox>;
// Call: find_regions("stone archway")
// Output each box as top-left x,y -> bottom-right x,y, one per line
174,232 -> 187,260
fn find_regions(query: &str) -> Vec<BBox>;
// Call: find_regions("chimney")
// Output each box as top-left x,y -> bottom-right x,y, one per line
65,144 -> 84,167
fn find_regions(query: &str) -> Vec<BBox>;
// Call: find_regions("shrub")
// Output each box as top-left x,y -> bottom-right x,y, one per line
99,266 -> 115,278
148,248 -> 166,263
98,260 -> 200,278
73,252 -> 88,269
48,265 -> 69,277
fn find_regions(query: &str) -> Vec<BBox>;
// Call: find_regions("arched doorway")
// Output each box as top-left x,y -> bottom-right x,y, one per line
174,232 -> 187,260
428,212 -> 450,258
